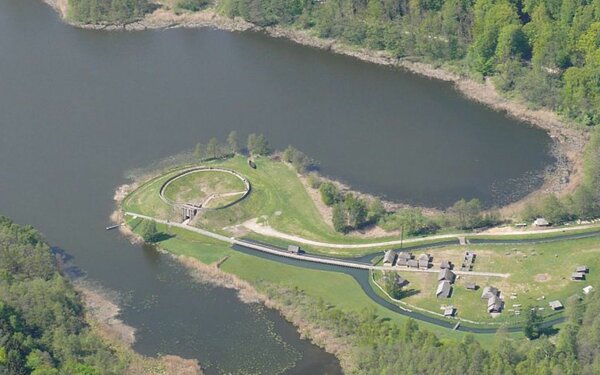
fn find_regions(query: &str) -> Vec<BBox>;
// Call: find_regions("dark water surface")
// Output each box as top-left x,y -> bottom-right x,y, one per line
0,0 -> 554,373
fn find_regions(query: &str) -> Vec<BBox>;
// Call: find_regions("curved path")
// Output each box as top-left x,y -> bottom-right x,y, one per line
243,218 -> 600,249
159,167 -> 251,210
124,211 -> 600,333
125,212 -> 508,277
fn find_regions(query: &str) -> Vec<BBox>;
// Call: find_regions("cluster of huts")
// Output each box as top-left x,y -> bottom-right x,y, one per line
481,286 -> 503,314
571,265 -> 590,281
436,267 -> 456,300
383,250 -> 431,269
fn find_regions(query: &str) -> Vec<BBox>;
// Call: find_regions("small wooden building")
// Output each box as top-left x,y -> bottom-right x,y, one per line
383,250 -> 397,266
481,286 -> 499,299
443,307 -> 455,317
396,257 -> 408,267
436,281 -> 452,298
576,265 -> 589,273
533,218 -> 550,227
438,268 -> 456,283
395,275 -> 408,287
572,272 -> 586,281
407,259 -> 419,268
465,282 -> 477,291
549,300 -> 564,310
440,260 -> 452,269
288,245 -> 301,254
487,296 -> 503,313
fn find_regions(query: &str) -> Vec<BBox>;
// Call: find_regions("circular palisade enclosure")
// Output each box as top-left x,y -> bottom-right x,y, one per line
159,167 -> 251,211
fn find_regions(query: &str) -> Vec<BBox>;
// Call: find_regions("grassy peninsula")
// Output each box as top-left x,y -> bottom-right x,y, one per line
117,135 -> 600,373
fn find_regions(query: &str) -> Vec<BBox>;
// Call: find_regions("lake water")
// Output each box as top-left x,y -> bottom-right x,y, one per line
0,0 -> 554,373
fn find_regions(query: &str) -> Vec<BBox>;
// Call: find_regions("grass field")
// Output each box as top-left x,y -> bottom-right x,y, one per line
123,156 -> 406,245
123,155 -> 600,258
372,235 -> 600,323
162,169 -> 247,208
125,217 -> 511,346
122,155 -> 600,341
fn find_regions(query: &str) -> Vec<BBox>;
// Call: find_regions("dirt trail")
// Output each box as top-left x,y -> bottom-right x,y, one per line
242,217 -> 600,249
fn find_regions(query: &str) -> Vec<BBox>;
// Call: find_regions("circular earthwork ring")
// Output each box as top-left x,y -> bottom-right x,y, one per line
159,167 -> 251,211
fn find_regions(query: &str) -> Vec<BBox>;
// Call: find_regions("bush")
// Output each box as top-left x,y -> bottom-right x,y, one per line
306,173 -> 322,189
319,182 -> 340,206
176,0 -> 209,11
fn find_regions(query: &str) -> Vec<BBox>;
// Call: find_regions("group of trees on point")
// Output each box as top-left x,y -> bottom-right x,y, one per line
194,131 -> 240,160
282,145 -> 317,173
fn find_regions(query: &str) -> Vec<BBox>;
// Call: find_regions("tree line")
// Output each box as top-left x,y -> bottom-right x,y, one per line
217,0 -> 600,126
67,0 -> 151,23
262,278 -> 600,375
0,216 -> 126,374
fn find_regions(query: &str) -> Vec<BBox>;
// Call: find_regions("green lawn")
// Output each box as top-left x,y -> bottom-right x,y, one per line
162,169 -> 247,208
372,235 -> 600,323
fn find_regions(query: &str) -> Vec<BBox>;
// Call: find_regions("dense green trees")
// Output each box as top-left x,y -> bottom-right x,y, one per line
0,216 -> 124,374
215,0 -> 600,125
68,0 -> 151,23
282,145 -> 316,173
263,278 -> 600,375
140,219 -> 159,242
247,133 -> 271,156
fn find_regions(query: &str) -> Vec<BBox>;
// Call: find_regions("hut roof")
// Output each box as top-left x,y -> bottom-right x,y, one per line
407,259 -> 419,268
440,260 -> 452,269
436,281 -> 452,298
465,282 -> 477,290
481,286 -> 499,299
534,218 -> 550,226
418,258 -> 430,269
288,245 -> 301,254
487,296 -> 503,313
438,268 -> 456,283
443,307 -> 455,317
383,250 -> 396,264
395,275 -> 407,286
398,252 -> 412,260
549,300 -> 563,310
576,265 -> 589,273
572,272 -> 586,280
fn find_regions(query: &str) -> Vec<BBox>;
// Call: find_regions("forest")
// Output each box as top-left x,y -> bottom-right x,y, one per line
67,0 -> 600,133
67,0 -> 151,23
217,0 -> 600,126
263,279 -> 600,375
0,216 -> 125,374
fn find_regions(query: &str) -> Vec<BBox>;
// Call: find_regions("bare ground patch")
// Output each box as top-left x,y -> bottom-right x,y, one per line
535,273 -> 551,282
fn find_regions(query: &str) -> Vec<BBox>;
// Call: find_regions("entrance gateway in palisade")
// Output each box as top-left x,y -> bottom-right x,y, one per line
159,167 -> 251,221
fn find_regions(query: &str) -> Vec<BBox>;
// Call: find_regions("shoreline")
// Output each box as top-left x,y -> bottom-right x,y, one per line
112,182 -> 353,373
42,0 -> 586,214
75,282 -> 205,374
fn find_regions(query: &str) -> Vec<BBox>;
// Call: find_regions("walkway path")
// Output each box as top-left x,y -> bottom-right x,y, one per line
124,212 -> 509,277
242,218 -> 600,249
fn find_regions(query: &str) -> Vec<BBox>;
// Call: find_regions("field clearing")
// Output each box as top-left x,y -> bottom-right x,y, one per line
375,235 -> 600,322
162,169 -> 247,207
